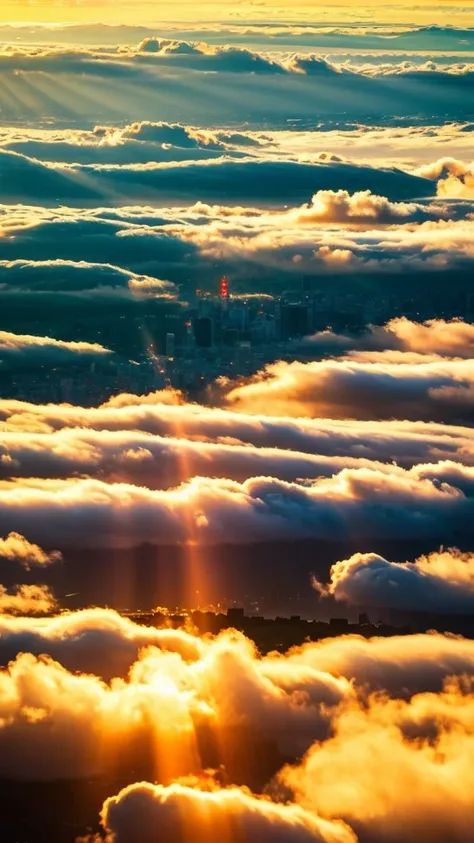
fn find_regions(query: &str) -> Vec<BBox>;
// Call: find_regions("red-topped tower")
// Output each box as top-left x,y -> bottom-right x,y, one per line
220,275 -> 230,312
220,275 -> 230,299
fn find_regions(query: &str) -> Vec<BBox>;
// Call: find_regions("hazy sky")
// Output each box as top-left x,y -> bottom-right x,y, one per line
3,0 -> 474,26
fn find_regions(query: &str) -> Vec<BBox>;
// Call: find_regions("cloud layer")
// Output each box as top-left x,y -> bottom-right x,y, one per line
224,357 -> 474,423
1,461 -> 474,548
0,608 -> 472,843
304,318 -> 474,359
2,16 -> 474,843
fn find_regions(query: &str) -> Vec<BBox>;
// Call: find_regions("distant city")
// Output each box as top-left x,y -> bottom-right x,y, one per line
3,275 -> 474,405
123,606 -> 474,650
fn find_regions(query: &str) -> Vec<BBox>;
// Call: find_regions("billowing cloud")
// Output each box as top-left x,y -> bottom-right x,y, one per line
270,632 -> 474,696
0,626 -> 347,780
136,38 -> 291,74
0,122 -> 260,167
1,611 -> 474,783
3,40 -> 474,83
3,393 -> 474,467
0,330 -> 111,368
304,318 -> 474,359
0,147 -> 432,207
0,426 -> 397,486
0,259 -> 175,296
166,215 -> 474,279
3,200 -> 473,308
223,357 -> 474,423
0,584 -> 56,615
101,389 -> 183,409
98,781 -> 355,843
286,190 -> 438,224
316,548 -> 474,614
0,608 -> 204,679
0,48 -> 469,129
0,533 -> 60,615
2,608 -> 474,696
114,121 -> 263,150
2,122 -> 474,174
5,424 -> 474,495
1,461 -> 474,547
0,531 -> 61,569
283,683 -> 474,843
416,157 -> 474,198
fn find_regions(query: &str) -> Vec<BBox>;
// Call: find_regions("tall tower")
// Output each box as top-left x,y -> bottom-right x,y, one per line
220,276 -> 229,299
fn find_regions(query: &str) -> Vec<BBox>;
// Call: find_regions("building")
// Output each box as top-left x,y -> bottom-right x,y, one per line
278,303 -> 312,340
194,317 -> 214,349
165,332 -> 175,359
227,302 -> 250,333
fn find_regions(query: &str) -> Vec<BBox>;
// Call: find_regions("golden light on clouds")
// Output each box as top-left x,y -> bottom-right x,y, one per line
1,0 -> 474,833
2,0 -> 474,25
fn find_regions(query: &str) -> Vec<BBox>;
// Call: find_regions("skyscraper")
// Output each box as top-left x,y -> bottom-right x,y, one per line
165,332 -> 176,359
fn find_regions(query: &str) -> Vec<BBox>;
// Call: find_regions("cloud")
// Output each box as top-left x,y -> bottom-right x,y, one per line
109,121 -> 263,150
0,584 -> 56,616
2,460 -> 474,548
1,610 -> 474,783
0,426 -> 400,486
0,123 -> 262,168
3,18 -> 474,840
0,614 -> 471,843
3,41 -> 474,85
0,258 -> 181,344
223,357 -> 474,423
1,121 -> 472,172
1,43 -> 473,130
316,548 -> 474,614
101,389 -> 183,408
3,393 -> 474,467
271,632 -> 474,697
0,608 -> 204,679
0,532 -> 61,569
190,216 -> 474,270
265,122 -> 474,171
0,330 -> 111,368
98,781 -> 355,843
136,39 -> 290,74
0,626 -> 347,780
416,157 -> 474,198
285,55 -> 346,76
5,423 -> 474,495
151,214 -> 474,286
304,318 -> 474,359
4,201 -> 473,306
0,533 -> 60,617
0,148 -> 432,207
283,683 -> 474,843
2,608 -> 473,696
0,533 -> 60,616
0,650 -> 203,780
286,190 -> 439,225
0,259 -> 175,296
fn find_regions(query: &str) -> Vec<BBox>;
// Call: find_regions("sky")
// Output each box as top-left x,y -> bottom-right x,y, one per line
3,0 -> 474,25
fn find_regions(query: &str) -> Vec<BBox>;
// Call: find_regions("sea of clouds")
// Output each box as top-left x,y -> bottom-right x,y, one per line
2,15 -> 474,843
